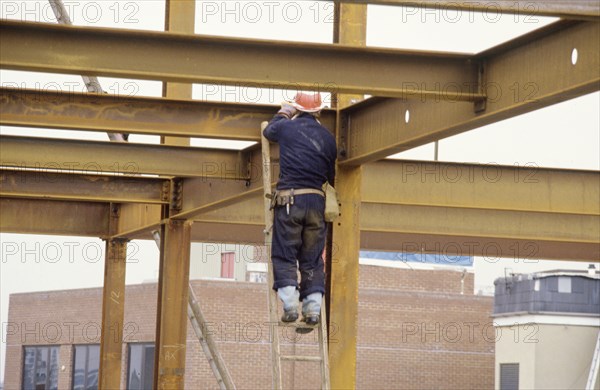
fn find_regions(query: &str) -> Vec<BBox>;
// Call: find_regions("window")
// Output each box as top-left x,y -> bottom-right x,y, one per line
73,345 -> 100,390
127,343 -> 155,390
558,276 -> 572,293
500,363 -> 519,390
22,346 -> 59,390
221,252 -> 235,279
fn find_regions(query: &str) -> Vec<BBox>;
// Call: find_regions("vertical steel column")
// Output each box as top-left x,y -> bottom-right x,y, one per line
154,218 -> 193,389
98,205 -> 128,389
153,2 -> 195,388
329,4 -> 367,389
162,0 -> 195,146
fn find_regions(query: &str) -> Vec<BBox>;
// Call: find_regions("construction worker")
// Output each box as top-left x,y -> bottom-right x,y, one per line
263,92 -> 337,329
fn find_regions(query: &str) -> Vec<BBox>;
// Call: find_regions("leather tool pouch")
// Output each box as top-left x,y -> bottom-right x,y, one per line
322,182 -> 340,222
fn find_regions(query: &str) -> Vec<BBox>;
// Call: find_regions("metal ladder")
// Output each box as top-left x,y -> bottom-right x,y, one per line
586,330 -> 600,390
261,122 -> 331,390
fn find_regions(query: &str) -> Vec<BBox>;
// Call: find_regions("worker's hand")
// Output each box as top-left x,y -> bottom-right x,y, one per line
278,101 -> 297,118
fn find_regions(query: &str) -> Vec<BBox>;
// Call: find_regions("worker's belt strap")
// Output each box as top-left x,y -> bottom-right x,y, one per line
277,189 -> 324,197
267,188 -> 324,209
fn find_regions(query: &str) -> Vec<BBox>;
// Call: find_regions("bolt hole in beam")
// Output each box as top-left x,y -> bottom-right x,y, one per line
404,109 -> 410,124
571,48 -> 579,65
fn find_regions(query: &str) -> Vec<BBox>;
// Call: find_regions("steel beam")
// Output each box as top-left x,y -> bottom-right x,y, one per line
0,169 -> 169,204
333,0 -> 600,20
339,21 -> 600,165
0,198 -> 109,236
98,232 -> 127,390
2,161 -> 596,261
0,20 -> 482,101
362,160 -> 600,216
0,135 -> 246,178
328,4 -> 366,389
0,88 -> 336,141
154,219 -> 192,389
109,143 -> 277,237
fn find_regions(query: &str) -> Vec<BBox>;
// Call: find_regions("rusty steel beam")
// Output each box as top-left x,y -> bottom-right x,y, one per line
339,21 -> 600,165
0,169 -> 169,204
0,198 -> 109,236
328,3 -> 366,389
109,143 -> 277,238
98,231 -> 128,389
361,160 -> 600,216
0,87 -> 266,141
0,20 -> 482,101
2,160 -> 596,261
0,88 -> 337,141
0,135 -> 246,179
154,219 -> 192,389
333,0 -> 600,20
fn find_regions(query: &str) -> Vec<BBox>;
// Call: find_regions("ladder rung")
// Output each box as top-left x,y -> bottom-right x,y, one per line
278,321 -> 318,329
281,355 -> 322,362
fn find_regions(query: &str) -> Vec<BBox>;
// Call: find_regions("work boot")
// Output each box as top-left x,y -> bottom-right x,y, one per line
296,293 -> 322,334
278,286 -> 299,323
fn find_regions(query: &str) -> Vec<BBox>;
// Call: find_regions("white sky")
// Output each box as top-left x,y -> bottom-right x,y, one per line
1,0 -> 599,382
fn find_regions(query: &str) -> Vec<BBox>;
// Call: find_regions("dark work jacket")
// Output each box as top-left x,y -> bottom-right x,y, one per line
263,113 -> 337,190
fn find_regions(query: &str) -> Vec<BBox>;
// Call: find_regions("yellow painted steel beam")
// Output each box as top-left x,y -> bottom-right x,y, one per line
0,169 -> 169,204
98,232 -> 128,389
359,231 -> 600,262
339,21 -> 600,165
333,0 -> 600,20
0,198 -> 109,236
329,4 -> 366,389
153,2 -> 194,382
115,203 -> 163,239
2,161 -> 596,260
154,219 -> 192,389
0,20 -> 482,101
362,160 -> 600,216
0,88 -> 336,141
109,143 -> 278,237
0,135 -> 246,179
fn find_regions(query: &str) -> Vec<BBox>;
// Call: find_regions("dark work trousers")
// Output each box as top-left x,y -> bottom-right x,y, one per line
271,193 -> 327,301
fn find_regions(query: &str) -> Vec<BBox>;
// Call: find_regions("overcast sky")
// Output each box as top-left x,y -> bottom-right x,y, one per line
1,0 -> 599,381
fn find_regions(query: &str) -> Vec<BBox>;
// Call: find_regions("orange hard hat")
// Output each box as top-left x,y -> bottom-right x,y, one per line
292,92 -> 324,113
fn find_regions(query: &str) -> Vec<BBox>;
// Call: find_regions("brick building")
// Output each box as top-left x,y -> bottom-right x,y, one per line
4,265 -> 494,389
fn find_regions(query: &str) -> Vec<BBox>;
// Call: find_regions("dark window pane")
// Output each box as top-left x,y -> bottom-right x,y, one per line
73,346 -> 87,390
500,363 -> 519,390
48,348 -> 59,390
142,346 -> 155,390
22,347 -> 59,390
35,347 -> 48,390
72,345 -> 100,390
86,346 -> 100,390
127,344 -> 155,390
128,345 -> 143,390
22,348 -> 36,390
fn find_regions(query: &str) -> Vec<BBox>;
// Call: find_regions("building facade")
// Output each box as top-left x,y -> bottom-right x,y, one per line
493,270 -> 600,390
5,265 -> 494,389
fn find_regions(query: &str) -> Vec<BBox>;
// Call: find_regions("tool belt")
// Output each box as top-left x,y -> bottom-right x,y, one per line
267,188 -> 324,210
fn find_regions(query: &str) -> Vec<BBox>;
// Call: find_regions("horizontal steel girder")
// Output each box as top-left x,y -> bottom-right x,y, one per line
0,20 -> 482,101
0,169 -> 170,204
2,160 -> 597,252
123,161 -> 597,261
0,135 -> 247,179
334,0 -> 600,20
0,198 -> 109,237
0,88 -> 336,141
339,21 -> 600,164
